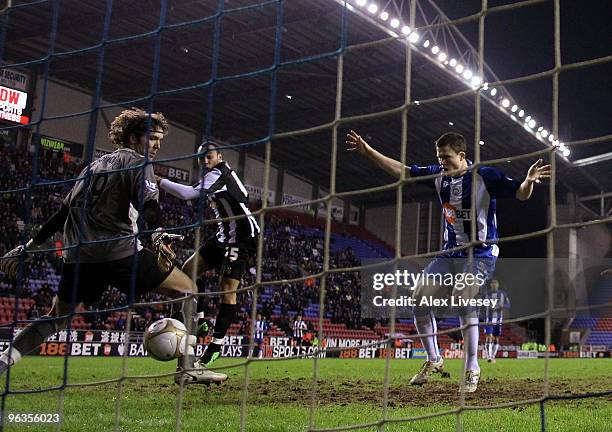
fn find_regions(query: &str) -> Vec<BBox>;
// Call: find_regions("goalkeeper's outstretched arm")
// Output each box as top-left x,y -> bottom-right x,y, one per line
31,204 -> 69,247
345,130 -> 411,179
0,204 -> 68,277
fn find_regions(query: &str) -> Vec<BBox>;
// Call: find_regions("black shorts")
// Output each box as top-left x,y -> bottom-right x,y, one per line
58,249 -> 173,304
199,237 -> 256,281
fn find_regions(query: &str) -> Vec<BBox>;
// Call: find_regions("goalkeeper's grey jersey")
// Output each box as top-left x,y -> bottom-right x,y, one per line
62,148 -> 159,263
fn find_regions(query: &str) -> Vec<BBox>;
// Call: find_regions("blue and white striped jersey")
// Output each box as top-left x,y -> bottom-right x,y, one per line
409,163 -> 520,258
255,319 -> 268,340
484,290 -> 511,323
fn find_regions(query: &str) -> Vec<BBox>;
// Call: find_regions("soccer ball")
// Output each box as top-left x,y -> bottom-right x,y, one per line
144,318 -> 188,361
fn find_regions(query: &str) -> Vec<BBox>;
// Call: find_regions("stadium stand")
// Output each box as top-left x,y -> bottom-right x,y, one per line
0,146 -> 528,348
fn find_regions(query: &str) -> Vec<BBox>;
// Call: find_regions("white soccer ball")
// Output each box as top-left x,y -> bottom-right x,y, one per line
144,318 -> 188,361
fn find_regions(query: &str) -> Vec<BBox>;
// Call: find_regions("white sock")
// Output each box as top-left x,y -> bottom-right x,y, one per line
0,346 -> 23,366
486,342 -> 492,359
460,316 -> 479,371
179,335 -> 196,357
414,312 -> 440,362
492,343 -> 499,359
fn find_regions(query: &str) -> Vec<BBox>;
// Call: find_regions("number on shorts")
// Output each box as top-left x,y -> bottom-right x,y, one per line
226,247 -> 239,262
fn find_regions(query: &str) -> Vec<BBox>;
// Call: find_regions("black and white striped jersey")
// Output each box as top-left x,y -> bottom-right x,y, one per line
159,161 -> 259,244
292,320 -> 307,339
199,161 -> 259,244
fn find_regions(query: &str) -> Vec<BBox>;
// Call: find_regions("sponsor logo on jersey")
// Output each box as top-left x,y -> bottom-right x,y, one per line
442,203 -> 471,224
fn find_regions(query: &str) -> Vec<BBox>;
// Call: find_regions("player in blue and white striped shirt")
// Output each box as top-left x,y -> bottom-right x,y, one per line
253,314 -> 268,358
347,130 -> 549,392
483,279 -> 510,363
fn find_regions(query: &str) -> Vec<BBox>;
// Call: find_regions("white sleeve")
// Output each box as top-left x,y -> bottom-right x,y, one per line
159,179 -> 202,201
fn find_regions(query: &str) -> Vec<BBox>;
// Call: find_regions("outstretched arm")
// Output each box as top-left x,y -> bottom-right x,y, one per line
516,159 -> 551,201
31,204 -> 69,247
346,130 -> 410,179
159,178 -> 201,201
0,204 -> 69,277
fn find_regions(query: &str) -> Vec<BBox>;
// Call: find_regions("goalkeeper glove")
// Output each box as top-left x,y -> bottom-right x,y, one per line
197,320 -> 210,338
0,244 -> 29,279
152,229 -> 184,273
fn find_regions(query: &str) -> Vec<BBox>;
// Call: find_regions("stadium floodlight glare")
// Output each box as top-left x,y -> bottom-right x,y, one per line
423,39 -> 430,48
463,69 -> 473,80
528,119 -> 536,128
525,115 -> 531,122
537,126 -> 544,132
367,3 -> 378,14
563,148 -> 571,157
380,11 -> 389,21
536,132 -> 542,139
479,140 -> 485,145
518,109 -> 525,117
356,0 -> 367,7
390,18 -> 400,28
408,32 -> 420,43
285,94 -> 292,99
490,88 -> 497,96
511,104 -> 518,112
552,139 -> 560,146
541,129 -> 549,138
438,52 -> 447,62
449,121 -> 454,126
548,134 -> 554,142
501,98 -> 510,108
449,58 -> 457,67
471,76 -> 482,86
431,45 -> 440,54
455,64 -> 464,74
401,25 -> 411,35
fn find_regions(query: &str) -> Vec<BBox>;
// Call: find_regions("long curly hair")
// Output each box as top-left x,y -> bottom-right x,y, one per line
109,108 -> 169,149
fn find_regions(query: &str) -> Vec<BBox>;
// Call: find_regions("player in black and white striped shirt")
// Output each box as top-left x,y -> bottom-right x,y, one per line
292,315 -> 308,346
159,141 -> 259,368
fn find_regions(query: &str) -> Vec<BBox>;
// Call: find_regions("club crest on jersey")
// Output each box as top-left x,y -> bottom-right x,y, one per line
442,203 -> 471,224
145,180 -> 157,192
452,185 -> 461,196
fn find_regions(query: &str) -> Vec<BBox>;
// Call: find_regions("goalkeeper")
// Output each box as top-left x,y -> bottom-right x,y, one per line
0,108 -> 226,385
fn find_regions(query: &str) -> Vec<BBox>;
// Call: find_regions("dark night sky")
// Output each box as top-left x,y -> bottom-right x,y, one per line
415,0 -> 611,258
433,0 -> 612,156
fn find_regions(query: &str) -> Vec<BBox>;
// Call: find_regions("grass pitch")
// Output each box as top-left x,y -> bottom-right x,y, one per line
1,356 -> 610,431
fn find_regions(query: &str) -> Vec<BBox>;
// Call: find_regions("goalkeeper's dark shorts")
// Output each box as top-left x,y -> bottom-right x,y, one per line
199,237 -> 256,281
57,249 -> 173,304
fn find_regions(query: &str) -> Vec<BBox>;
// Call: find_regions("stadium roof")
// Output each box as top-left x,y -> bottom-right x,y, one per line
2,0 -> 610,209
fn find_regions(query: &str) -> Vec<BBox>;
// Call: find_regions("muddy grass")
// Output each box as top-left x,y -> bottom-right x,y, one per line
158,376 -> 611,408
